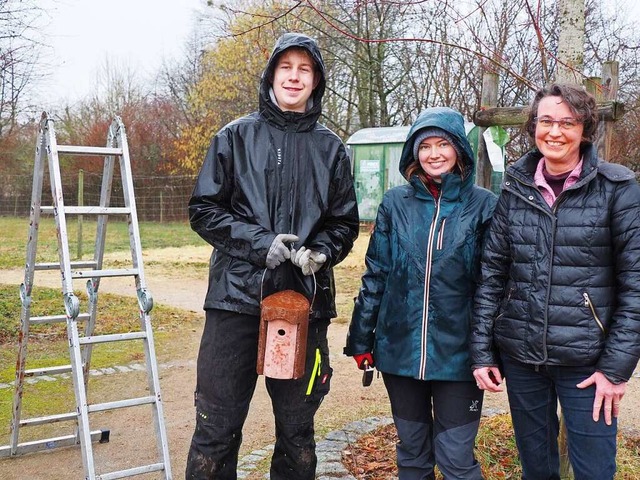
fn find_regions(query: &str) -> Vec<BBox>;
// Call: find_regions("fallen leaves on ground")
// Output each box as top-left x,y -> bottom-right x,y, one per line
342,423 -> 398,479
343,413 -> 640,479
342,416 -> 522,479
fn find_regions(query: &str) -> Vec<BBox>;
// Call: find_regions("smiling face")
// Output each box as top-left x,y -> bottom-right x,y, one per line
272,48 -> 318,113
535,95 -> 584,174
417,137 -> 458,182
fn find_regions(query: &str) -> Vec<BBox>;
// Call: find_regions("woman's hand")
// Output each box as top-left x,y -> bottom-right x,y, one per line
473,366 -> 504,393
577,371 -> 626,425
353,352 -> 374,370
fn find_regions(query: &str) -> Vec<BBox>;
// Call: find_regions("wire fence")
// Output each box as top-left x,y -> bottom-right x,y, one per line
0,172 -> 197,222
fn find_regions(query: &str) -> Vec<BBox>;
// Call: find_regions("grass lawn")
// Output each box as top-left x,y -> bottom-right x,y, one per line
0,216 -> 202,269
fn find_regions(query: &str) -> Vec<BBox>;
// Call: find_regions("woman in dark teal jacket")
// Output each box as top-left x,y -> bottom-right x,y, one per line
345,107 -> 496,479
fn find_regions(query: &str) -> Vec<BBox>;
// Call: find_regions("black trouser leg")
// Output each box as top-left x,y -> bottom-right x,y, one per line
382,373 -> 484,480
185,310 -> 259,480
383,373 -> 435,480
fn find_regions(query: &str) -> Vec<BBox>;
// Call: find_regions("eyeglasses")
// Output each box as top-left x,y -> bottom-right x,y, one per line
534,116 -> 581,130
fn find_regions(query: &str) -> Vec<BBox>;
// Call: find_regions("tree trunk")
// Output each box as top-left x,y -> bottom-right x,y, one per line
555,0 -> 585,84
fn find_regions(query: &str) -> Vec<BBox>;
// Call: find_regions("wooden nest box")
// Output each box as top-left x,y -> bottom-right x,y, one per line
257,290 -> 310,379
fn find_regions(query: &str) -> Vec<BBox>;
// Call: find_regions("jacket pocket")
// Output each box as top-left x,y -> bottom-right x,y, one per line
304,332 -> 332,404
582,292 -> 606,334
496,286 -> 515,322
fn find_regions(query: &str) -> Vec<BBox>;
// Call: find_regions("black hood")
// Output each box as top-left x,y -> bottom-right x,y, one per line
259,32 -> 326,131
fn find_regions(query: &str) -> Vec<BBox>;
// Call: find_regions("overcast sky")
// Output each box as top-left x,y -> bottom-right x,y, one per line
36,0 -> 205,107
32,0 -> 640,109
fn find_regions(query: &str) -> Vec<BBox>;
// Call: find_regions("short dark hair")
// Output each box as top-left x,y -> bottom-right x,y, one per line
524,83 -> 599,143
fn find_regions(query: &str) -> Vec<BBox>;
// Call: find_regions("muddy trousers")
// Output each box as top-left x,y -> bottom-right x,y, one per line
382,373 -> 484,480
185,309 -> 332,480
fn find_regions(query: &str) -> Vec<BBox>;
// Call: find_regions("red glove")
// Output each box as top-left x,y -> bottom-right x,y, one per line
353,352 -> 374,370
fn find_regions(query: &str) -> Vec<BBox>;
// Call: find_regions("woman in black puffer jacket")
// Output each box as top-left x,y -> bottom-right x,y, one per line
471,83 -> 640,480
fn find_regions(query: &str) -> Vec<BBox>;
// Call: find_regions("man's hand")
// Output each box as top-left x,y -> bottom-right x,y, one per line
577,371 -> 626,425
473,366 -> 504,393
266,234 -> 299,269
291,246 -> 327,276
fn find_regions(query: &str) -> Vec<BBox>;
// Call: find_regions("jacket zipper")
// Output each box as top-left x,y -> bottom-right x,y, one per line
284,131 -> 295,233
436,218 -> 446,250
420,196 -> 441,379
582,292 -> 605,333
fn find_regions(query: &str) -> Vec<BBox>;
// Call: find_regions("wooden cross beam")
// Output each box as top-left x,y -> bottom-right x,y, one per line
473,101 -> 625,127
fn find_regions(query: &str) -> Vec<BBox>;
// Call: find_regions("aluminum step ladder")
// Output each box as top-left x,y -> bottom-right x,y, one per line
0,111 -> 173,479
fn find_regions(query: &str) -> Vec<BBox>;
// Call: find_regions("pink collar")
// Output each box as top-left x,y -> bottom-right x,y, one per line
534,157 -> 583,207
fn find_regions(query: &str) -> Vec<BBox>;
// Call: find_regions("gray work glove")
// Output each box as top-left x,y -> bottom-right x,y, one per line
290,246 -> 327,276
266,234 -> 299,269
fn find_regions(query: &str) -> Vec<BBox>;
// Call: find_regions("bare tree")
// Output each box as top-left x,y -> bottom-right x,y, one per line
172,0 -> 640,168
0,0 -> 42,138
584,0 -> 640,168
313,1 -> 412,130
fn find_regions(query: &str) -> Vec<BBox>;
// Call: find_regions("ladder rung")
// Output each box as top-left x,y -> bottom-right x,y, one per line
72,268 -> 139,279
30,313 -> 90,324
88,396 -> 156,413
20,411 -> 77,427
35,261 -> 97,270
24,365 -> 73,377
0,430 -> 108,458
56,145 -> 123,156
98,463 -> 165,480
79,331 -> 147,345
40,206 -> 131,215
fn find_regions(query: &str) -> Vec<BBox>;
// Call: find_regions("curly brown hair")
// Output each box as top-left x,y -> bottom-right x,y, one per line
523,83 -> 599,143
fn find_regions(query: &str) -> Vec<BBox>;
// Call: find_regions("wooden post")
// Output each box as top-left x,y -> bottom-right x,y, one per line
597,61 -> 619,161
559,414 -> 572,479
476,71 -> 498,189
77,169 -> 84,260
584,76 -> 601,98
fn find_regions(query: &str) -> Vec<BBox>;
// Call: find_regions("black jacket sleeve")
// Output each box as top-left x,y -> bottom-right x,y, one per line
306,145 -> 360,270
188,130 -> 277,267
596,178 -> 640,382
470,191 -> 512,368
